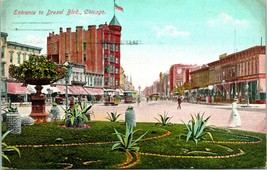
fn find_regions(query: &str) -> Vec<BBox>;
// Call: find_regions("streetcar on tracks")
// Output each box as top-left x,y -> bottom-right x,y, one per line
124,91 -> 137,103
103,89 -> 120,106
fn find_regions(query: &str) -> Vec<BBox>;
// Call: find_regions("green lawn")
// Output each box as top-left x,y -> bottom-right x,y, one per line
2,121 -> 266,169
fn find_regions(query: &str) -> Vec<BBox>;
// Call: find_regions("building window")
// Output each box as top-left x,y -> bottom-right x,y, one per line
248,61 -> 250,75
10,52 -> 13,63
17,53 -> 21,64
1,46 -> 4,58
83,42 -> 86,50
115,79 -> 118,86
115,44 -> 118,51
53,44 -> 57,53
23,54 -> 26,61
104,54 -> 108,61
104,77 -> 109,85
1,62 -> 5,76
255,59 -> 258,73
105,66 -> 109,73
104,43 -> 108,50
84,54 -> 86,61
115,68 -> 119,74
115,57 -> 118,64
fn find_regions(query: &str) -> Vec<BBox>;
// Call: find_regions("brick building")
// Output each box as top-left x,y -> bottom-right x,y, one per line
47,15 -> 122,89
190,45 -> 266,103
169,64 -> 200,92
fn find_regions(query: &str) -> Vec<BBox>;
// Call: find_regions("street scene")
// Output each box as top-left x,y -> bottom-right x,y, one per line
1,0 -> 266,169
16,99 -> 266,133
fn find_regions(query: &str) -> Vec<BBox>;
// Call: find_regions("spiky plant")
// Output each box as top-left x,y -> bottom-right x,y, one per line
181,112 -> 213,146
2,130 -> 21,163
112,123 -> 148,152
106,111 -> 121,122
154,111 -> 172,126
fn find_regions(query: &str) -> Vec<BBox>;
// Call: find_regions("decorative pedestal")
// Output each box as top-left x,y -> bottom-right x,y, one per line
29,85 -> 49,123
6,112 -> 21,134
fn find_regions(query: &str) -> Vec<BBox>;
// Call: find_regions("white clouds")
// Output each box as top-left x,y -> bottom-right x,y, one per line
25,34 -> 46,44
153,25 -> 191,38
208,12 -> 249,28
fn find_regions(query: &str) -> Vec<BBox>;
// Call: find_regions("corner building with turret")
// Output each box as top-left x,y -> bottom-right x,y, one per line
47,15 -> 122,89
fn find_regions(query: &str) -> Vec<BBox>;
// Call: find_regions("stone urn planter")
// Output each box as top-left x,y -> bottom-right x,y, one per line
4,102 -> 21,134
9,55 -> 67,123
125,106 -> 136,127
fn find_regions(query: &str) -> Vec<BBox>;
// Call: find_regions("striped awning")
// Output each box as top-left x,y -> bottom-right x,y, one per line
7,82 -> 30,94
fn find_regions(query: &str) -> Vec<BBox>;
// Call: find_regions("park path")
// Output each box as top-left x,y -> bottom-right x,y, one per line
17,100 -> 266,133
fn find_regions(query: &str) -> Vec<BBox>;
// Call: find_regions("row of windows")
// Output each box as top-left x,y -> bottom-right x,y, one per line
104,43 -> 119,51
104,54 -> 119,63
237,59 -> 258,76
104,66 -> 119,74
9,52 -> 33,64
104,77 -> 119,86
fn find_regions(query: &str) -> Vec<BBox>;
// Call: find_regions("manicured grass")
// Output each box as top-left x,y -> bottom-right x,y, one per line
2,121 -> 266,169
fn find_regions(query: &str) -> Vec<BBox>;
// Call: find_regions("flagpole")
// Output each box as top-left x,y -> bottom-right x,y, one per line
114,0 -> 115,16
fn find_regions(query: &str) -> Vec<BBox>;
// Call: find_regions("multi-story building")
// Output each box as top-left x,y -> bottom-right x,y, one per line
47,15 -> 122,89
190,64 -> 209,94
169,64 -> 200,92
1,32 -> 42,102
158,72 -> 170,98
191,45 -> 266,103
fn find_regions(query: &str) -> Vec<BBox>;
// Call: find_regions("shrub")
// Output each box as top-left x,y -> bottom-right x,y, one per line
112,123 -> 148,152
181,112 -> 213,146
106,111 -> 122,122
154,111 -> 172,126
63,102 -> 93,127
2,130 -> 21,163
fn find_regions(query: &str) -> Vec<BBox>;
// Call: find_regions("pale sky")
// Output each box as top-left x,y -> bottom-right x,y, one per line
1,0 -> 265,90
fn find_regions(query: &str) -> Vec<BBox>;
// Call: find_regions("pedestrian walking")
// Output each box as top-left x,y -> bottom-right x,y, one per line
229,98 -> 241,128
177,96 -> 182,109
137,97 -> 141,106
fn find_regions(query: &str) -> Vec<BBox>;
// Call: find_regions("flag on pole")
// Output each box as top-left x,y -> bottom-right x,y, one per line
115,3 -> 123,12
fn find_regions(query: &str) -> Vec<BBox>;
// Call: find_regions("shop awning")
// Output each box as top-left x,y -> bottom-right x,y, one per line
27,85 -> 60,94
85,88 -> 97,95
94,88 -> 104,95
85,88 -> 104,95
7,82 -> 30,94
57,85 -> 74,95
68,86 -> 88,95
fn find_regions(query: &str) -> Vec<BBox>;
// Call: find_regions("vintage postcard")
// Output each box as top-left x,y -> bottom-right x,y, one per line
0,0 -> 266,169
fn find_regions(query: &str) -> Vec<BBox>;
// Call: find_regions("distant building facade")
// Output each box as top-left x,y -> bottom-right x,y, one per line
190,46 -> 266,103
169,64 -> 200,92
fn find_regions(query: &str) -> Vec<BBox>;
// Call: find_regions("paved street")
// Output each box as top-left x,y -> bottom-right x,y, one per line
16,100 -> 266,133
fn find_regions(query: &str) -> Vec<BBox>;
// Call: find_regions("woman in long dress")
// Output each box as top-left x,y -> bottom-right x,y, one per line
229,98 -> 241,127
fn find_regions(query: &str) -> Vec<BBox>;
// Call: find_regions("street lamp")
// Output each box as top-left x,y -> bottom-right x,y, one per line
64,61 -> 72,110
138,85 -> 141,96
222,80 -> 225,101
245,83 -> 249,106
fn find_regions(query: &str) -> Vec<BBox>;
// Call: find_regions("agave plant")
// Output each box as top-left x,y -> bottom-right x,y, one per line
112,123 -> 148,152
181,112 -> 213,146
63,102 -> 93,127
2,130 -> 21,163
154,111 -> 172,126
106,111 -> 121,122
